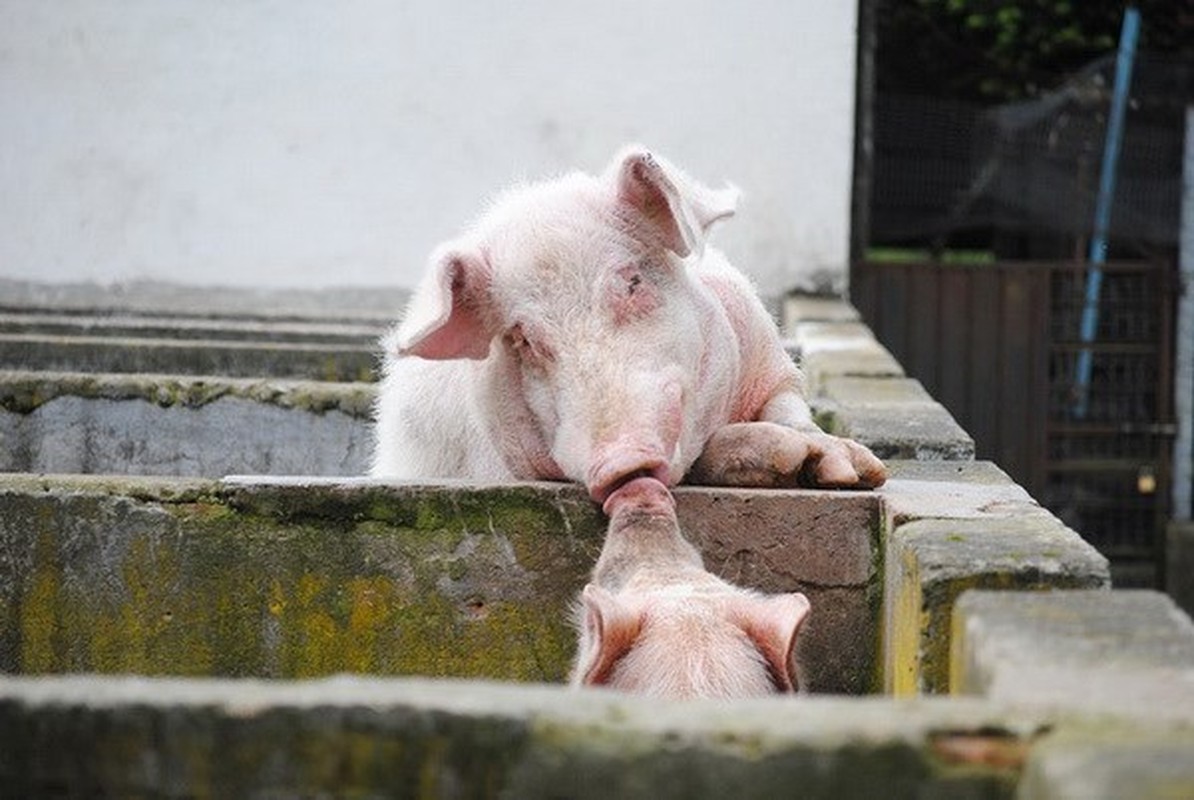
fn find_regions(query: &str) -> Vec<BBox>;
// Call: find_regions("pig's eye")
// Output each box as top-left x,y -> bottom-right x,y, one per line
505,324 -> 553,368
609,263 -> 662,323
626,272 -> 643,296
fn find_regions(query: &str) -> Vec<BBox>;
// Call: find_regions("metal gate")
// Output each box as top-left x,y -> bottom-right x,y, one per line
851,260 -> 1176,585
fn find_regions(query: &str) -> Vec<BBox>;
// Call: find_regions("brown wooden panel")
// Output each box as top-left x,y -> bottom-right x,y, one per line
964,267 -> 1003,462
996,269 -> 1036,486
906,263 -> 942,392
936,267 -> 973,426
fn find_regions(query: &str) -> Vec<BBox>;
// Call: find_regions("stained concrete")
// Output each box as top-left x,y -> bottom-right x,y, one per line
880,462 -> 1111,696
0,675 -> 1046,800
1,371 -> 374,476
951,590 -> 1194,723
0,474 -> 882,694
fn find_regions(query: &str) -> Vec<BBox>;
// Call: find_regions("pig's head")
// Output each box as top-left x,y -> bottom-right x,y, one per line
573,582 -> 810,699
389,147 -> 741,502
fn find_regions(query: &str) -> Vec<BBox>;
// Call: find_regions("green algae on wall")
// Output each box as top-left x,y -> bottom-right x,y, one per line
0,477 -> 602,682
0,370 -> 376,418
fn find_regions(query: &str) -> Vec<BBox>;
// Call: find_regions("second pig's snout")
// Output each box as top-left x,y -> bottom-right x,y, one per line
600,474 -> 675,518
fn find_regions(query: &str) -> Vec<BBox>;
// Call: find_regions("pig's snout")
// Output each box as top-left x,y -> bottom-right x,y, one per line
586,381 -> 684,506
588,445 -> 671,506
601,475 -> 675,518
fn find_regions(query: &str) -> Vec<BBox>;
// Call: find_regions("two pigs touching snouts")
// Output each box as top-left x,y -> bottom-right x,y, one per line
372,146 -> 886,699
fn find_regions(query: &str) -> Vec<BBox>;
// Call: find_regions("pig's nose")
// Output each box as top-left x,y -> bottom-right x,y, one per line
587,448 -> 671,505
601,474 -> 674,517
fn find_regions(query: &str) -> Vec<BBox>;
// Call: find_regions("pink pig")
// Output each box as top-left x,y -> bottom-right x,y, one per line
572,475 -> 810,698
371,146 -> 885,500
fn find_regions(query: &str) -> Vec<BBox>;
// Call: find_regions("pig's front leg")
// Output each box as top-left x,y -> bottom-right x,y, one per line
687,393 -> 887,489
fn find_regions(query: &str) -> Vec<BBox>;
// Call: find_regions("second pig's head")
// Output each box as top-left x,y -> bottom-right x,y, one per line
389,147 -> 741,502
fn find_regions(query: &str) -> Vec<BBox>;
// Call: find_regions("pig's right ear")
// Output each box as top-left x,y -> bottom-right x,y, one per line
731,591 -> 811,693
612,147 -> 740,259
577,584 -> 643,686
390,247 -> 496,360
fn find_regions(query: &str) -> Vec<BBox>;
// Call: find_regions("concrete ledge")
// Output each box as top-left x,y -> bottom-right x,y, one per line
0,277 -> 408,321
783,294 -> 862,324
782,299 -> 973,462
0,332 -> 378,381
1019,727 -> 1194,800
0,675 -> 1050,800
814,376 -> 975,461
880,462 -> 1110,696
788,321 -> 906,388
0,370 -> 375,476
0,474 -> 881,694
951,590 -> 1194,722
0,310 -> 384,345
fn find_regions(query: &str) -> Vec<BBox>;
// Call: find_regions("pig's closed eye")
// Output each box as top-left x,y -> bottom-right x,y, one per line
611,264 -> 662,322
506,323 -> 553,367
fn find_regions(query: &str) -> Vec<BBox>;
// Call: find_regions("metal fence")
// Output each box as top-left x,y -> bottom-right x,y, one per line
851,259 -> 1175,584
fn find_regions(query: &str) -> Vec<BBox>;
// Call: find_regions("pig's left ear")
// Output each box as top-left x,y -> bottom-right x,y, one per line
611,147 -> 740,259
576,584 -> 644,686
731,592 -> 811,693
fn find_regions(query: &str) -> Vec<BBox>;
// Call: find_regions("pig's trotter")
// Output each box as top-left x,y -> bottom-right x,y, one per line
688,422 -> 886,489
687,422 -> 808,488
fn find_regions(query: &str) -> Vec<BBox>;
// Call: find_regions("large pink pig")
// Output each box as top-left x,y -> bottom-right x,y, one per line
372,147 -> 885,501
572,475 -> 810,698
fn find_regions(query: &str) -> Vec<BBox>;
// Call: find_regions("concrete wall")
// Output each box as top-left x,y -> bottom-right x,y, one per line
6,287 -> 1192,796
0,1 -> 858,296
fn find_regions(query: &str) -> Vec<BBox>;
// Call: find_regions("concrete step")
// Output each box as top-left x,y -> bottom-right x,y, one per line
0,277 -> 408,321
0,370 -> 374,476
0,333 -> 379,381
0,310 -> 386,345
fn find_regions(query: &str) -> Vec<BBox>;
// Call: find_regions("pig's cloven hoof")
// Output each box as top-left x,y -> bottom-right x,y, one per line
687,422 -> 886,490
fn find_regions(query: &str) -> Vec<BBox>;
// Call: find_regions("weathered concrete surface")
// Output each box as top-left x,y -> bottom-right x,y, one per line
0,474 -> 881,694
0,370 -> 375,476
0,332 -> 378,381
791,322 -> 906,388
951,590 -> 1194,723
782,308 -> 973,461
0,310 -> 385,345
815,376 -> 974,462
879,462 -> 1110,697
1019,727 -> 1194,800
0,277 -> 408,321
783,294 -> 862,324
0,675 -> 1046,800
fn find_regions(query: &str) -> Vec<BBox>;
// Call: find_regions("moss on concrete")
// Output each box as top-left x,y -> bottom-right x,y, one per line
0,370 -> 376,418
886,516 -> 1109,696
0,475 -> 599,682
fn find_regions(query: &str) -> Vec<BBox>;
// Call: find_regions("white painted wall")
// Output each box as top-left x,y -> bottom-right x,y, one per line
0,1 -> 857,295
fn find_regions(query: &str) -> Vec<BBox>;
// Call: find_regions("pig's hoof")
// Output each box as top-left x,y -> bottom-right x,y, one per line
797,431 -> 887,489
687,422 -> 887,490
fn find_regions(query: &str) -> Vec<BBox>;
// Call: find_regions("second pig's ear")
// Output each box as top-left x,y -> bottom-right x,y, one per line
611,146 -> 740,259
390,246 -> 496,360
730,592 -> 811,693
577,584 -> 644,686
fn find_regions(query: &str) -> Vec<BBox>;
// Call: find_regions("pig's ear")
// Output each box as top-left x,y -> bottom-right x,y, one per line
731,592 -> 810,693
576,584 -> 643,686
391,247 -> 495,360
611,147 -> 740,258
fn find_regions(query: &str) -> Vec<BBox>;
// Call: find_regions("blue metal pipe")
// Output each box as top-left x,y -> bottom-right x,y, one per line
1073,6 -> 1141,419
